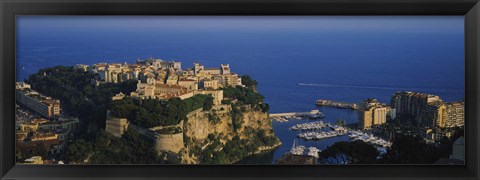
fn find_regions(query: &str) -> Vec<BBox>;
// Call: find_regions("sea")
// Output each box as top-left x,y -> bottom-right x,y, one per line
16,16 -> 465,164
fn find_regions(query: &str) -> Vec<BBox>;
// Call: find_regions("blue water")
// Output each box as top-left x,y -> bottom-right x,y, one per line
16,16 -> 465,164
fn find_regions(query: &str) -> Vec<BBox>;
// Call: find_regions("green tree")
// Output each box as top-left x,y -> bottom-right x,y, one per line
16,142 -> 49,161
222,86 -> 266,107
241,75 -> 258,88
380,134 -> 451,164
89,128 -> 162,164
93,130 -> 112,151
26,66 -> 138,135
202,95 -> 214,111
65,139 -> 93,164
320,140 -> 378,164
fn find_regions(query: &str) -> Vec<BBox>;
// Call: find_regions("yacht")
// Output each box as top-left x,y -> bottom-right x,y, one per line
290,139 -> 305,156
307,147 -> 321,158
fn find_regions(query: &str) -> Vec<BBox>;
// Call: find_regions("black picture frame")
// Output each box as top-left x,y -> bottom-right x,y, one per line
1,0 -> 479,179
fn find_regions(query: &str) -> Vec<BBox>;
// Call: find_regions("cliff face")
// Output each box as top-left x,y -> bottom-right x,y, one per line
183,106 -> 234,143
237,107 -> 273,137
178,104 -> 279,164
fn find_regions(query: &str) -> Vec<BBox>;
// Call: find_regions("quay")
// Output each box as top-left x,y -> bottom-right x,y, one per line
290,121 -> 327,131
294,122 -> 349,141
297,130 -> 348,141
348,130 -> 392,148
316,99 -> 359,110
270,109 -> 325,121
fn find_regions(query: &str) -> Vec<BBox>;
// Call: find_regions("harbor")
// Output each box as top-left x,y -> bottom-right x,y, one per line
245,97 -> 390,164
288,120 -> 391,147
297,130 -> 348,141
289,121 -> 327,131
288,120 -> 349,140
316,99 -> 359,110
251,104 -> 390,164
275,139 -> 322,165
348,130 -> 392,148
240,107 -> 389,164
289,139 -> 321,158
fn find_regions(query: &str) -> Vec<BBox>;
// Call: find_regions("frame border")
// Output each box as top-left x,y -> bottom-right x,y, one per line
1,0 -> 479,179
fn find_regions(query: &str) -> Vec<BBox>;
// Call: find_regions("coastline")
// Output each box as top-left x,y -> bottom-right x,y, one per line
231,140 -> 282,164
252,140 -> 283,155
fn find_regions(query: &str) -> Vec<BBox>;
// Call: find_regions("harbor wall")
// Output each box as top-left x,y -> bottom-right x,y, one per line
270,112 -> 297,117
270,110 -> 321,117
154,133 -> 184,154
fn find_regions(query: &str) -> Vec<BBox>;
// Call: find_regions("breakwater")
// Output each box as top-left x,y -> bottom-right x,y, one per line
316,100 -> 358,110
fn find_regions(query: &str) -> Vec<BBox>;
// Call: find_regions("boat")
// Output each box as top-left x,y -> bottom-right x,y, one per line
297,130 -> 348,141
307,147 -> 321,158
290,139 -> 305,156
289,121 -> 327,131
348,131 -> 392,148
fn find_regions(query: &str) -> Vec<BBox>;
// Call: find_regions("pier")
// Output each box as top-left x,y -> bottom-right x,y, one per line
348,130 -> 392,148
315,99 -> 359,110
270,110 -> 325,122
297,131 -> 348,141
293,122 -> 349,141
270,110 -> 324,118
289,121 -> 327,131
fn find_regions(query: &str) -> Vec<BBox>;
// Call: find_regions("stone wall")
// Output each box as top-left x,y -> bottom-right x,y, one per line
154,133 -> 184,154
105,118 -> 129,137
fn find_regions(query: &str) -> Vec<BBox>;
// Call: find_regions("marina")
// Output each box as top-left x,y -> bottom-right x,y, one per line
289,120 -> 348,132
348,130 -> 392,148
297,130 -> 348,141
307,147 -> 321,158
289,139 -> 321,158
289,121 -> 327,131
289,139 -> 305,156
289,120 -> 350,141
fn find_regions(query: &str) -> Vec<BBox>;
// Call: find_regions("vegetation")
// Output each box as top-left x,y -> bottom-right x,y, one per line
16,142 -> 48,161
222,84 -> 270,131
200,136 -> 248,164
230,104 -> 245,132
109,94 -> 214,128
199,127 -> 279,164
240,75 -> 258,88
155,127 -> 182,134
319,140 -> 379,164
26,66 -> 95,115
379,133 -> 455,164
65,129 -> 163,164
374,119 -> 464,164
26,66 -> 137,134
319,128 -> 464,165
222,86 -> 264,107
65,139 -> 93,164
208,113 -> 221,124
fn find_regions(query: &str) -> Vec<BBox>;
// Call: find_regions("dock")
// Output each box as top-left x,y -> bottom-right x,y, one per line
270,110 -> 325,118
270,110 -> 325,122
315,99 -> 359,110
